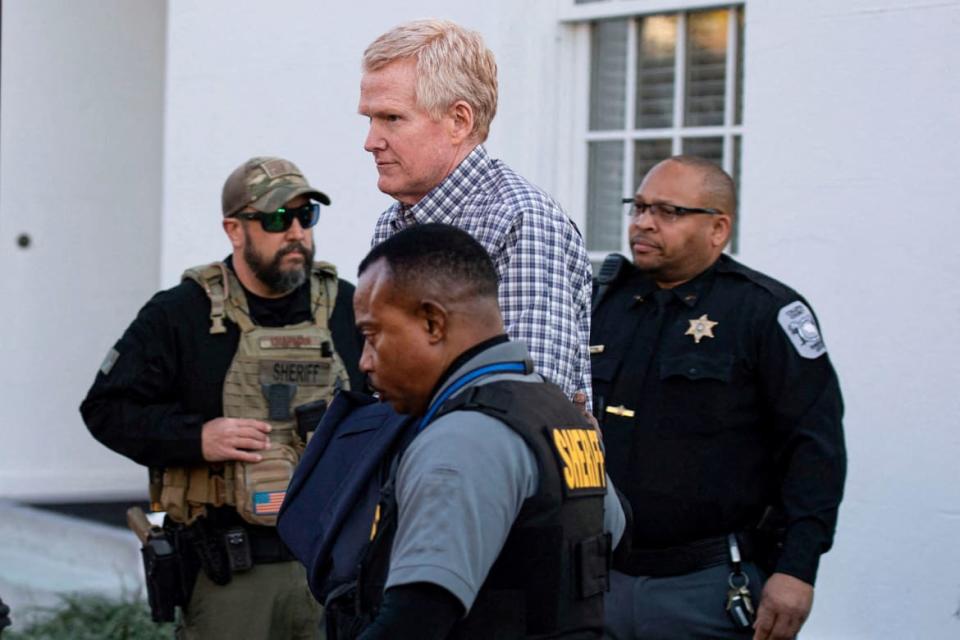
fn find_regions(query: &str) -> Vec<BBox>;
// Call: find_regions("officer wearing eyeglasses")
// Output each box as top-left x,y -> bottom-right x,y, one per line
81,156 -> 364,639
592,156 -> 846,640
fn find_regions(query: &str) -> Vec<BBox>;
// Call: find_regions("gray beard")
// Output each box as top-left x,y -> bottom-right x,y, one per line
243,238 -> 314,295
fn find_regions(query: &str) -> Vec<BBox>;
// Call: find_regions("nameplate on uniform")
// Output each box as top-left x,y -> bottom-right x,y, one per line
550,427 -> 607,497
777,301 -> 827,359
258,335 -> 324,350
605,405 -> 635,418
589,345 -> 605,354
260,360 -> 331,386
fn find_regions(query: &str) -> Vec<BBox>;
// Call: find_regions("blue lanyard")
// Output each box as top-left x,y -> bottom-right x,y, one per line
416,361 -> 526,432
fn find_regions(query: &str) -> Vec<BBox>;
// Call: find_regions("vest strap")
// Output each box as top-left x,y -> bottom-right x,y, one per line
184,261 -> 339,334
310,262 -> 338,330
223,269 -> 256,333
438,384 -> 514,417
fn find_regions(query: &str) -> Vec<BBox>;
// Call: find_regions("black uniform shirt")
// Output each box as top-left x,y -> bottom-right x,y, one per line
80,257 -> 364,470
591,254 -> 845,585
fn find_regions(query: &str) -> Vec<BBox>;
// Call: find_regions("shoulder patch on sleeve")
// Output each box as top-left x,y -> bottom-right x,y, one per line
777,301 -> 826,359
100,347 -> 120,376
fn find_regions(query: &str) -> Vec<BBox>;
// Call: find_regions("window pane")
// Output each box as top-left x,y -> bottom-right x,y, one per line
589,19 -> 628,131
735,7 -> 745,125
681,136 -> 723,166
633,139 -> 673,192
635,15 -> 677,129
684,9 -> 728,127
586,141 -> 624,251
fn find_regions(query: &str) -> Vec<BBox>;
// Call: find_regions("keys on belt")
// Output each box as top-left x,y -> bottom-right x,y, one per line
725,533 -> 756,629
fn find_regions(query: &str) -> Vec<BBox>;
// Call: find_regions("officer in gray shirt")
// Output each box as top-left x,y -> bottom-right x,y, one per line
342,223 -> 624,640
390,340 -> 626,612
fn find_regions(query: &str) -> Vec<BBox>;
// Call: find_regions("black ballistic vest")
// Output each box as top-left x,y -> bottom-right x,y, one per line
357,380 -> 610,639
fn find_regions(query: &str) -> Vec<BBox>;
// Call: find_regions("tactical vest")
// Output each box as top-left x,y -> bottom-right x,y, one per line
346,380 -> 610,640
155,261 -> 349,526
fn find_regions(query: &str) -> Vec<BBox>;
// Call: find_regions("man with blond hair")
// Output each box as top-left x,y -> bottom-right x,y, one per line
359,19 -> 593,408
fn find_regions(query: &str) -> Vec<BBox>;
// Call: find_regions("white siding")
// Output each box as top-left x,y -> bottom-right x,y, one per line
740,2 -> 960,638
0,0 -> 166,500
160,0 -> 570,286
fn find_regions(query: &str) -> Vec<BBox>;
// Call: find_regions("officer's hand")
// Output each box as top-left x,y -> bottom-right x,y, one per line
572,392 -> 600,433
201,417 -> 272,463
752,572 -> 814,640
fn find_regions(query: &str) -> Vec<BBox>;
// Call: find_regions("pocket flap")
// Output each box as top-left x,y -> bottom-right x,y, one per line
590,353 -> 621,383
659,353 -> 733,382
575,533 -> 612,599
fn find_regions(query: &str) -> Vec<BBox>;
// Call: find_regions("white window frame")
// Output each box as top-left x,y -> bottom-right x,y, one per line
555,1 -> 745,263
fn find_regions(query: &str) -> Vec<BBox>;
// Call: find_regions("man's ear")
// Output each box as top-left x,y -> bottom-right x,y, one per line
446,100 -> 475,145
710,214 -> 732,249
223,218 -> 244,249
419,299 -> 449,344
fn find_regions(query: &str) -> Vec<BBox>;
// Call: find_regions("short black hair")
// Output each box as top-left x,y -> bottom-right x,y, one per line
664,155 -> 737,217
358,223 -> 499,300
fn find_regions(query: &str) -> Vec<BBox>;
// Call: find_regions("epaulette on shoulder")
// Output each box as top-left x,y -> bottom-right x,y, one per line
717,255 -> 798,302
592,253 -> 632,312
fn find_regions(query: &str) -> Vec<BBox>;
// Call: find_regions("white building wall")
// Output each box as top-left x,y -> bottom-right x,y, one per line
160,0 -> 569,286
0,0 -> 166,500
740,1 -> 960,638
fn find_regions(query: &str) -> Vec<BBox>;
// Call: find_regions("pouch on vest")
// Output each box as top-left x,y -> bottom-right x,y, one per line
276,390 -> 412,602
233,444 -> 299,527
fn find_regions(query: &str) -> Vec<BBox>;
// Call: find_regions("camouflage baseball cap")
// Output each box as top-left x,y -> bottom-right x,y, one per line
221,156 -> 331,217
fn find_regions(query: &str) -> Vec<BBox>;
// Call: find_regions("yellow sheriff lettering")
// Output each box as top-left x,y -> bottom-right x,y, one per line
552,428 -> 578,489
566,429 -> 583,487
575,429 -> 595,487
588,430 -> 606,487
552,428 -> 607,491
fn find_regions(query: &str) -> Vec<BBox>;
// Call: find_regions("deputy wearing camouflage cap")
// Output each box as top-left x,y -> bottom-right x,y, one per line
82,157 -> 363,639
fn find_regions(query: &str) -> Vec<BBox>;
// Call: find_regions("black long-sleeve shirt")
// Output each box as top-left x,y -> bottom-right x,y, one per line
590,254 -> 846,585
80,258 -> 364,470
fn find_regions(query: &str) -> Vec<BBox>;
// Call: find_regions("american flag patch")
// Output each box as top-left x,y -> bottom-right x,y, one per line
253,490 -> 285,515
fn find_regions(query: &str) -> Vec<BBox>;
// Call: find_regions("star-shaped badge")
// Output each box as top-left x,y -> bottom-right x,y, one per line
685,314 -> 718,344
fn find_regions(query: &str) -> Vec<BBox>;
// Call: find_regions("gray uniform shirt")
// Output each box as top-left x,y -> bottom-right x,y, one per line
385,341 -> 625,612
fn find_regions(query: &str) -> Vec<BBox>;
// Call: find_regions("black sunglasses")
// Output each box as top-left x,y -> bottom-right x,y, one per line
230,203 -> 321,233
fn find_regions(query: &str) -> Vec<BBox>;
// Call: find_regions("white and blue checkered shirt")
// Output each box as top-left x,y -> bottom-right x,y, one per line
371,145 -> 592,403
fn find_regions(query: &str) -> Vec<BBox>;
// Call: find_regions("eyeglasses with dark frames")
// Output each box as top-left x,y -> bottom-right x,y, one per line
229,202 -> 321,233
622,197 -> 722,223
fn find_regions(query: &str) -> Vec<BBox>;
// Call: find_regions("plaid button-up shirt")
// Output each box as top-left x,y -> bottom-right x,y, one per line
371,145 -> 592,402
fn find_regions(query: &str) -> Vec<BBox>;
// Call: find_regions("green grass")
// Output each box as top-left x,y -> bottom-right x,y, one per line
5,594 -> 173,640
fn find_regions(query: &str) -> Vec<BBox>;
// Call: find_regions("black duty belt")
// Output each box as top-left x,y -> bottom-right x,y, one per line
618,533 -> 755,578
174,509 -> 296,564
246,528 -> 297,564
